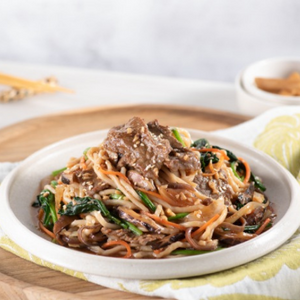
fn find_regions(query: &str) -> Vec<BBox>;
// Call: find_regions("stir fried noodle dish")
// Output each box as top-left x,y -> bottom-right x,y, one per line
33,117 -> 275,259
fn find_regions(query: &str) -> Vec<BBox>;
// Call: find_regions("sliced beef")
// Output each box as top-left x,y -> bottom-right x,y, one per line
103,117 -> 172,179
147,119 -> 183,149
146,232 -> 185,250
213,230 -> 255,246
61,169 -> 110,196
148,119 -> 200,172
236,183 -> 255,205
164,150 -> 200,173
244,206 -> 265,225
101,227 -> 183,250
103,117 -> 200,179
101,227 -> 164,245
127,170 -> 155,191
193,174 -> 234,204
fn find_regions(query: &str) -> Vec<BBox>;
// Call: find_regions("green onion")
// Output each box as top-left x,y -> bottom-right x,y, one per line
83,147 -> 91,160
235,202 -> 244,210
222,227 -> 231,231
136,190 -> 157,213
230,161 -> 244,181
244,222 -> 272,233
51,180 -> 58,187
250,172 -> 266,192
123,220 -> 143,236
171,247 -> 223,256
168,212 -> 189,221
96,199 -> 110,217
110,193 -> 124,200
171,128 -> 186,147
51,167 -> 67,176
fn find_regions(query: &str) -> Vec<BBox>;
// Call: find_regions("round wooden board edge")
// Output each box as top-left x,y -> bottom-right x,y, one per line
0,104 -> 250,299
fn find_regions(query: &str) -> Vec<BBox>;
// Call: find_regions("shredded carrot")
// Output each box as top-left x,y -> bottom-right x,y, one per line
202,172 -> 217,177
238,157 -> 251,184
98,165 -> 130,184
145,212 -> 186,231
153,249 -> 163,255
39,222 -> 56,240
80,156 -> 87,170
255,218 -> 271,235
38,210 -> 56,240
102,240 -> 132,258
192,148 -> 230,161
137,188 -> 180,207
202,161 -> 217,177
191,214 -> 220,237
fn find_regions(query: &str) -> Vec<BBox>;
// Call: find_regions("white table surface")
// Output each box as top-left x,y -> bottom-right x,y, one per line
0,61 -> 239,129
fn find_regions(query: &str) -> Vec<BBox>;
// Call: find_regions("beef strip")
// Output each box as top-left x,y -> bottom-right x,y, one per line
103,117 -> 172,179
61,169 -> 110,196
103,117 -> 200,180
236,183 -> 255,205
147,119 -> 183,149
101,227 -> 164,246
164,150 -> 200,173
127,170 -> 155,191
146,232 -> 185,250
244,206 -> 265,225
193,173 -> 234,205
148,119 -> 200,172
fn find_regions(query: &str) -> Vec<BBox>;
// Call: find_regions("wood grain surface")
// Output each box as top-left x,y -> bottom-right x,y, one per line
0,104 -> 250,300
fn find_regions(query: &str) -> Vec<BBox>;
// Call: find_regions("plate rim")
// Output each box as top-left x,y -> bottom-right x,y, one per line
0,128 -> 300,280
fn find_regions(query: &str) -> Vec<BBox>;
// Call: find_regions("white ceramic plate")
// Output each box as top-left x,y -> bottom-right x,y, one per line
1,129 -> 300,280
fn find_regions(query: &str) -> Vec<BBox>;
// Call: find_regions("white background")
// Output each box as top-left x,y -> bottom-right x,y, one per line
1,0 -> 299,82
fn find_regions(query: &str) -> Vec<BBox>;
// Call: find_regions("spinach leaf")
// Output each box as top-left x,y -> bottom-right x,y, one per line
33,189 -> 57,230
191,138 -> 210,149
212,145 -> 238,162
250,172 -> 266,192
59,197 -> 142,235
200,151 -> 219,171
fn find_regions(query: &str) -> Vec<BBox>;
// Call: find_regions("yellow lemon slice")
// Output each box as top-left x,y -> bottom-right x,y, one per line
254,114 -> 300,183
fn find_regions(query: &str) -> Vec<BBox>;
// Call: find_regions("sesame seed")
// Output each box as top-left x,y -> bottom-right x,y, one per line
127,127 -> 133,134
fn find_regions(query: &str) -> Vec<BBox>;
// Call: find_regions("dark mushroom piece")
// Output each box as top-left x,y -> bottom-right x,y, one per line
61,172 -> 74,184
53,215 -> 77,245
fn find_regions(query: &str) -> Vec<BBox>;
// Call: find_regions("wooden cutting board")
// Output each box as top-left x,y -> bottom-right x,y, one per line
0,104 -> 250,300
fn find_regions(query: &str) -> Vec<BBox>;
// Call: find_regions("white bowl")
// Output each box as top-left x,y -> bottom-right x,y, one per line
236,71 -> 278,116
0,129 -> 300,279
242,57 -> 300,104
